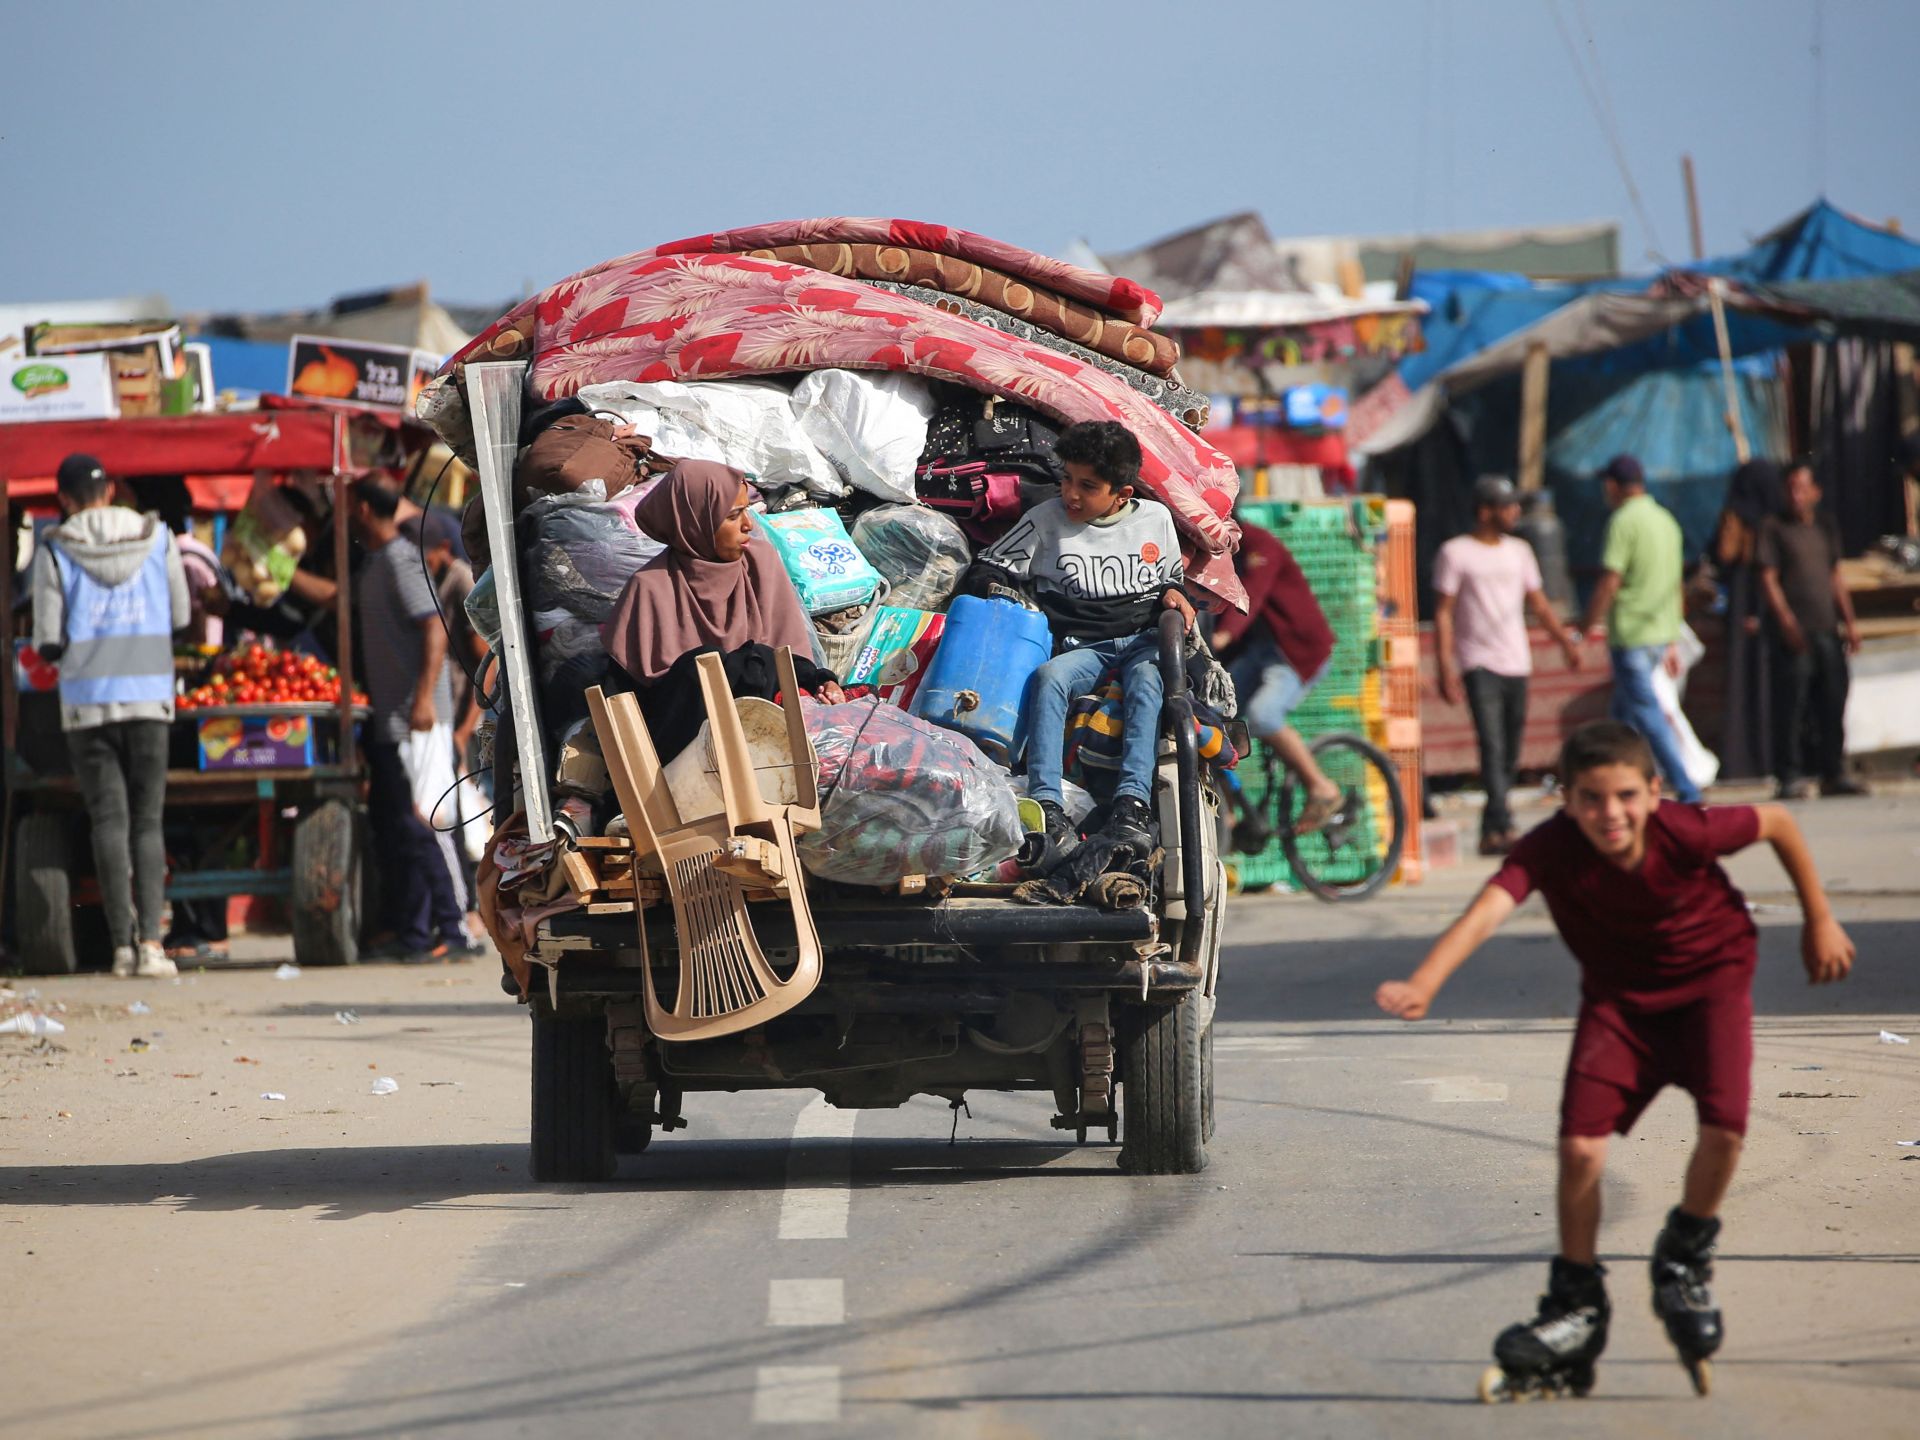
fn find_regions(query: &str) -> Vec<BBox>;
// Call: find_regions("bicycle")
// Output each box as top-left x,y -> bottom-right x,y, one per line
1220,731 -> 1408,902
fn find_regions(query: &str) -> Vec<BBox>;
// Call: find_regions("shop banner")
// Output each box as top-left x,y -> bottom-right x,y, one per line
286,335 -> 437,412
0,353 -> 118,423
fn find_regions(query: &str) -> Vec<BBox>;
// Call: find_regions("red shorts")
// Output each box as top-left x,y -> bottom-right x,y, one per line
1559,987 -> 1754,1138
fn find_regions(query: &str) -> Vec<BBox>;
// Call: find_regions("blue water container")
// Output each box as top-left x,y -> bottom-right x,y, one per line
910,595 -> 1053,765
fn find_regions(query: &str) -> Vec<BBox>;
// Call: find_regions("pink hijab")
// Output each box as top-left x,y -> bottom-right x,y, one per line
602,460 -> 814,682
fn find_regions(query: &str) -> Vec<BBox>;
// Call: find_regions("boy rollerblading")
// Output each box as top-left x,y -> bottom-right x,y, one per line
1376,720 -> 1853,1400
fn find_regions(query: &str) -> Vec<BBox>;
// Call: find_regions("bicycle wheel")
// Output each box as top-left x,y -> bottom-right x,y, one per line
1271,733 -> 1408,901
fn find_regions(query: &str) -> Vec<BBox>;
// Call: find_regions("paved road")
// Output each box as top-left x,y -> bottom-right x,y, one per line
5,790 -> 1916,1439
303,794 -> 1919,1439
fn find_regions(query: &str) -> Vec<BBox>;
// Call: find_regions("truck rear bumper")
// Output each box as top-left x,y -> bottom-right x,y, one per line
540,895 -> 1157,952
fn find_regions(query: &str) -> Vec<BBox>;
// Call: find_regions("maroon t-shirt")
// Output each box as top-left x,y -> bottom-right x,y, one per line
1490,803 -> 1762,1011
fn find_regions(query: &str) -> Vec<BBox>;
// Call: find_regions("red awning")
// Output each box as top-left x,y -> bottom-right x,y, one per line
0,410 -> 348,490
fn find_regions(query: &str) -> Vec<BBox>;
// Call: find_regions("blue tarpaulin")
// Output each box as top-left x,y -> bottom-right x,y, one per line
1697,199 -> 1920,283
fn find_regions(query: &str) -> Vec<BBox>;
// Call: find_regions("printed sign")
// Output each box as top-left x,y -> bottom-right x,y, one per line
0,352 -> 118,422
286,335 -> 437,412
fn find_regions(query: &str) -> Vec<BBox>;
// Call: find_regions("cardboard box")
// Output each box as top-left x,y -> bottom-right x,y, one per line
197,714 -> 315,771
0,353 -> 118,423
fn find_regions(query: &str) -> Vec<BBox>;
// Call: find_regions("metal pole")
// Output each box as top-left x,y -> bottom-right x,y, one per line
331,412 -> 357,774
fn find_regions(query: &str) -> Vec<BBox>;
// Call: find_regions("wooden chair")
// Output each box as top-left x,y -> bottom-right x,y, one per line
584,649 -> 823,1042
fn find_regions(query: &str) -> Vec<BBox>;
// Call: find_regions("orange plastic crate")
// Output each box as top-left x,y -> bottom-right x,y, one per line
1381,499 -> 1418,625
1392,744 -> 1424,884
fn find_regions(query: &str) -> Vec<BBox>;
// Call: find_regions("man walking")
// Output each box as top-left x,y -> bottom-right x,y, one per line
351,479 -> 473,962
1759,459 -> 1865,798
30,454 -> 188,977
1578,454 -> 1701,803
1435,476 -> 1582,854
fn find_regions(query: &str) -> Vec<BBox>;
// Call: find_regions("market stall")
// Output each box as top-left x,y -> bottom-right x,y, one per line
0,402 -> 414,972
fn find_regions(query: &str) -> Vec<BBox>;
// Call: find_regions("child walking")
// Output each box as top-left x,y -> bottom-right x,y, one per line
1375,719 -> 1853,1399
967,420 -> 1193,862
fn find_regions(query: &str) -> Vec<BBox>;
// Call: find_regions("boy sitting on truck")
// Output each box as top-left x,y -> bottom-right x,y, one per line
967,420 -> 1194,864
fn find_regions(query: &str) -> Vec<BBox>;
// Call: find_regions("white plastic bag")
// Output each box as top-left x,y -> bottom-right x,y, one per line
1650,663 -> 1719,792
789,369 -> 935,503
576,379 -> 845,497
403,722 -> 469,910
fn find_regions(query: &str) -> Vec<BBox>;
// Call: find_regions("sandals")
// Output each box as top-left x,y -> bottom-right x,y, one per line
1292,791 -> 1341,837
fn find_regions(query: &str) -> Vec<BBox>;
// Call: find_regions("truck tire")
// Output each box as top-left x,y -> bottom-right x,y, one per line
1119,991 -> 1209,1175
290,801 -> 360,967
14,812 -> 79,975
530,1012 -> 618,1182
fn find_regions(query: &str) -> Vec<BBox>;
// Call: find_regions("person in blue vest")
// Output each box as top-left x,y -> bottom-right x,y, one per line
29,454 -> 189,978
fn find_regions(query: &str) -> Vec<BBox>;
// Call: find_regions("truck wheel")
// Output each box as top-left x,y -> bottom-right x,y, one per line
530,1011 -> 618,1182
14,813 -> 79,975
290,801 -> 360,967
1119,991 -> 1209,1175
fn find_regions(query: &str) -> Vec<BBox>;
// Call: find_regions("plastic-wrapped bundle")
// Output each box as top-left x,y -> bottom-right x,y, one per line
576,379 -> 846,498
798,698 -> 1023,886
522,480 -> 665,623
789,369 -> 935,503
849,505 -> 971,613
464,567 -> 502,649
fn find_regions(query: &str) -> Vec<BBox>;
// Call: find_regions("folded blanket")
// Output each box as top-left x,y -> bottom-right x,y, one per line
861,282 -> 1210,430
565,217 -> 1162,326
745,243 -> 1181,377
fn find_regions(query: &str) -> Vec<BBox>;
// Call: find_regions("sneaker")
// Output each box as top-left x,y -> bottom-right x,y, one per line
1035,800 -> 1082,869
1820,776 -> 1869,798
1774,777 -> 1815,801
135,941 -> 178,979
1102,794 -> 1156,852
439,936 -> 486,961
1477,832 -> 1513,857
111,945 -> 138,978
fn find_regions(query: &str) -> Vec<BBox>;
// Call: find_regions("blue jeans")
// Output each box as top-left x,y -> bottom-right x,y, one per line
1226,626 -> 1323,739
1026,634 -> 1164,806
1609,644 -> 1702,803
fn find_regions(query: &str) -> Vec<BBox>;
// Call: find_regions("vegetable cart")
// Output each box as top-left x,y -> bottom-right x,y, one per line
0,403 -> 408,973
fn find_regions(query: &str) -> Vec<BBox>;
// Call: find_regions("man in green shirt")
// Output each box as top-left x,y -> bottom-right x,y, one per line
1578,454 -> 1702,802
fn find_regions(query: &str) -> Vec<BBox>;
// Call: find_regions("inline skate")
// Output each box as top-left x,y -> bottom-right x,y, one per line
1478,1258 -> 1609,1402
1651,1206 -> 1723,1395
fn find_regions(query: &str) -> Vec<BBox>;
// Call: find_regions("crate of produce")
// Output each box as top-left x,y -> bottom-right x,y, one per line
196,711 -> 317,770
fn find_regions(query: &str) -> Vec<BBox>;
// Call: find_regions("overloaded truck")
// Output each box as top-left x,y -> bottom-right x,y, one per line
427,220 -> 1241,1179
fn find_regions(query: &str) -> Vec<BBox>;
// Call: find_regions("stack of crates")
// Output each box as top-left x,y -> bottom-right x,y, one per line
1233,497 -> 1391,891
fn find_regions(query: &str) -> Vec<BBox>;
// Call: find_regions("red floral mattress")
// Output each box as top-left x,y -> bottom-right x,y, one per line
437,226 -> 1243,606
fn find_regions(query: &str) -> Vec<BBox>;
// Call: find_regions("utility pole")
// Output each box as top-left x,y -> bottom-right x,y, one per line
1682,154 -> 1705,262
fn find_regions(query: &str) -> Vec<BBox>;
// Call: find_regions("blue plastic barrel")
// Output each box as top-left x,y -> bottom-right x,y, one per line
910,595 -> 1053,765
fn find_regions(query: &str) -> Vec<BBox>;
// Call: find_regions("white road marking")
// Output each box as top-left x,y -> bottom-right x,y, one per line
767,1278 -> 845,1328
1214,1035 -> 1310,1052
1401,1075 -> 1510,1103
753,1366 -> 842,1423
779,1098 -> 858,1239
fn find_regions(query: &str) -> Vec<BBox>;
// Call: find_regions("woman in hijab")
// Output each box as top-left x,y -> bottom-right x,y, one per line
1713,458 -> 1786,777
602,460 -> 843,759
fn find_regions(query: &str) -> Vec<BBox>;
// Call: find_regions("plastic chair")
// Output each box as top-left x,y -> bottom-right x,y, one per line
585,648 -> 823,1041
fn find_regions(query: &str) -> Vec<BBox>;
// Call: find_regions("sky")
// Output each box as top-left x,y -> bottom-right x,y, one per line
4,0 -> 1916,319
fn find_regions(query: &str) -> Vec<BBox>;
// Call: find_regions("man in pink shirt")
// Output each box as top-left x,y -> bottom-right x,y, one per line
1435,476 -> 1583,854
